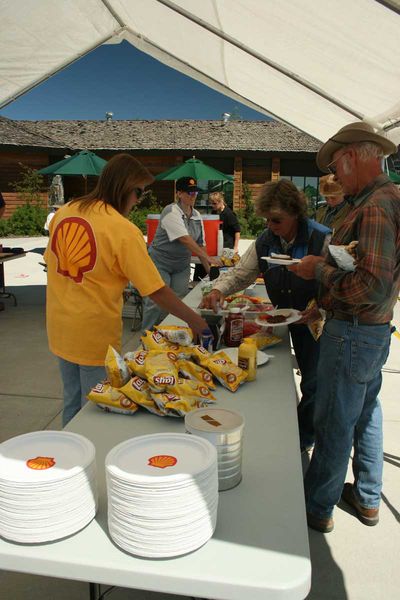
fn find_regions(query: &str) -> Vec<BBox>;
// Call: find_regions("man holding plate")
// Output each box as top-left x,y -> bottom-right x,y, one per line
201,179 -> 331,453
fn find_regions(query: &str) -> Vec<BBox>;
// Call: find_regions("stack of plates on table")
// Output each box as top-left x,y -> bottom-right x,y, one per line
0,431 -> 97,543
185,408 -> 245,491
106,433 -> 218,558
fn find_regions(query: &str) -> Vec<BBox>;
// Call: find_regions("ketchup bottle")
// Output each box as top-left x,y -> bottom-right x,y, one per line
224,308 -> 244,347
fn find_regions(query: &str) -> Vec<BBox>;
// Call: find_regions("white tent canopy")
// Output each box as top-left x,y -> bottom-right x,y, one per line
1,0 -> 400,144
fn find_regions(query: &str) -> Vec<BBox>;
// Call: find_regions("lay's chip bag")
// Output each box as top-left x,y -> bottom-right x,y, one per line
164,378 -> 216,403
154,325 -> 193,346
206,351 -> 247,392
87,381 -> 138,415
118,375 -> 164,416
105,345 -> 130,388
151,392 -> 208,417
124,349 -> 148,378
144,350 -> 179,392
177,359 -> 216,389
190,344 -> 212,367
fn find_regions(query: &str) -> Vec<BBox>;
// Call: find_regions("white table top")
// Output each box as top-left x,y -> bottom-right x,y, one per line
0,284 -> 311,600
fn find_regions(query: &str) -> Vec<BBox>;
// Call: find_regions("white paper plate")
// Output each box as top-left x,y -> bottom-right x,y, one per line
106,433 -> 217,483
261,256 -> 301,266
255,309 -> 301,327
221,347 -> 269,366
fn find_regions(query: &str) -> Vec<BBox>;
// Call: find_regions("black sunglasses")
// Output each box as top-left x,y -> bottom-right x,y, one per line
134,187 -> 145,199
266,217 -> 283,225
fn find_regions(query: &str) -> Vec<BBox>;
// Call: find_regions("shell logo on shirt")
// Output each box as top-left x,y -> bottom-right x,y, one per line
51,217 -> 97,283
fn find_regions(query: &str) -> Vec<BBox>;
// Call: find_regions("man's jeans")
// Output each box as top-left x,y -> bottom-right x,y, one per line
290,324 -> 320,451
305,318 -> 391,519
59,358 -> 106,426
141,262 -> 191,333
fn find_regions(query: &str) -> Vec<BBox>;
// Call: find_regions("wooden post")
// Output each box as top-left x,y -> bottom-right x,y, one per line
233,156 -> 243,211
271,157 -> 280,181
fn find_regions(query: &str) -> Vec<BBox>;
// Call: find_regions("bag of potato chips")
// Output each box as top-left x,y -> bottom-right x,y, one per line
190,344 -> 212,367
154,325 -> 193,346
164,378 -> 216,402
87,381 -> 138,415
141,330 -> 171,351
124,349 -> 148,378
151,392 -> 209,417
248,331 -> 282,350
144,351 -> 179,391
177,359 -> 216,389
118,375 -> 164,416
206,351 -> 247,392
105,346 -> 130,388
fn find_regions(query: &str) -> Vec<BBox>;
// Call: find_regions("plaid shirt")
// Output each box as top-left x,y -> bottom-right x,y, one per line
316,174 -> 400,323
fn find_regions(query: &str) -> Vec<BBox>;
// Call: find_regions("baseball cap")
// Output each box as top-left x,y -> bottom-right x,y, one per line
176,177 -> 202,192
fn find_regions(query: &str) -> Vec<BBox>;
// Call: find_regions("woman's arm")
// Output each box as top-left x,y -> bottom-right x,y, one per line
177,235 -> 216,273
148,285 -> 208,335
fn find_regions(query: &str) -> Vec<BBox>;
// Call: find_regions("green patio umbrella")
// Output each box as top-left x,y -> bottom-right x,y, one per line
39,150 -> 107,193
155,157 -> 233,182
39,150 -> 107,176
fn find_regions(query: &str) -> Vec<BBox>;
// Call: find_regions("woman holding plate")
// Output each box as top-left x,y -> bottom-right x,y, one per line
201,179 -> 331,452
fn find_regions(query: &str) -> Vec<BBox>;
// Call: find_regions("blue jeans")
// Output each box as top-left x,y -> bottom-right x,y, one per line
305,318 -> 391,519
58,358 -> 106,426
290,324 -> 319,451
141,262 -> 191,333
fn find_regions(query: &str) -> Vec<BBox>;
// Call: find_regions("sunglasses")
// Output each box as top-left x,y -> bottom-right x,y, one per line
266,217 -> 283,225
134,187 -> 145,199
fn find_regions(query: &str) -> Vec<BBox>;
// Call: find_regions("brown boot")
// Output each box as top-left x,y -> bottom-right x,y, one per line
341,483 -> 379,526
306,512 -> 334,533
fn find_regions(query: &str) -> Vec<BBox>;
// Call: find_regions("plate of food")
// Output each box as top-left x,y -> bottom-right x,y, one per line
222,346 -> 270,366
261,253 -> 301,266
255,308 -> 301,327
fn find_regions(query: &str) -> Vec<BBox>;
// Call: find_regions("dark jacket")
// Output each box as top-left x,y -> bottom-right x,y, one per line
255,218 -> 330,310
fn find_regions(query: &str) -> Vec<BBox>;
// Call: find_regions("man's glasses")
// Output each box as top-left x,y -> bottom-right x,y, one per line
326,151 -> 348,175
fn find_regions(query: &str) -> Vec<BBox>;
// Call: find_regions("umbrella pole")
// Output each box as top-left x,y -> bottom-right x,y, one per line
83,175 -> 87,194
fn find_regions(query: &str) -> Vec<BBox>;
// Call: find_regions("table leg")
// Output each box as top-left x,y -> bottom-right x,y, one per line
89,582 -> 101,600
0,262 -> 17,306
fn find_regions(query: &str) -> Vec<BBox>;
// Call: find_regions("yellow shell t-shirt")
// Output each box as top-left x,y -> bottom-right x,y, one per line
45,201 -> 164,365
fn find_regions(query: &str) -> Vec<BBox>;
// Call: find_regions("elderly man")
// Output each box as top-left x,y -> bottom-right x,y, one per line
290,122 -> 400,533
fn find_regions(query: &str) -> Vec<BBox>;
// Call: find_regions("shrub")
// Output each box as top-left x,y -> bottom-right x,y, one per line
237,182 -> 265,238
1,204 -> 47,236
128,192 -> 162,234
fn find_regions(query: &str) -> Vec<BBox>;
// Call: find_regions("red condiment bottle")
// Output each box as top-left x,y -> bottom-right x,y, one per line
224,308 -> 244,347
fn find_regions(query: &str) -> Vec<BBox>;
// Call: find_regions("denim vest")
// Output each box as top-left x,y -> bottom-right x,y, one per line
255,218 -> 330,311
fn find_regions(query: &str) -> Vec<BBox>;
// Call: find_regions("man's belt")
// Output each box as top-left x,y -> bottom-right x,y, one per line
325,310 -> 389,326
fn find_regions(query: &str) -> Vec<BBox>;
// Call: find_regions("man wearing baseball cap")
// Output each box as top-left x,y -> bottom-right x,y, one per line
290,121 -> 400,533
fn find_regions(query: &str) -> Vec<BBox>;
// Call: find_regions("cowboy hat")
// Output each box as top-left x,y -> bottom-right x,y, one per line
319,174 -> 344,197
317,121 -> 397,172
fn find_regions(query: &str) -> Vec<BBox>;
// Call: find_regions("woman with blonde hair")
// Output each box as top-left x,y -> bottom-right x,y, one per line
45,154 -> 208,425
202,179 -> 331,452
316,174 -> 351,232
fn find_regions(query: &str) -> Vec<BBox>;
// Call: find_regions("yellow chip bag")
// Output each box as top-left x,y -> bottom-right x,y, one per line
190,344 -> 212,367
151,392 -> 208,417
118,376 -> 164,416
165,378 -> 216,402
124,349 -> 148,378
248,331 -> 282,350
177,359 -> 216,389
206,351 -> 247,392
87,381 -> 138,415
141,330 -> 171,351
144,351 -> 179,391
154,325 -> 193,346
105,345 -> 130,388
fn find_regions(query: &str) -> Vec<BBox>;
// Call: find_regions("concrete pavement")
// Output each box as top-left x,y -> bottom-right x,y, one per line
0,237 -> 399,600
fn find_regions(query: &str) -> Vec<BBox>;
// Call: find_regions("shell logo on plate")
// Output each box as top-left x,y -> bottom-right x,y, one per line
51,217 -> 97,283
148,455 -> 177,469
26,456 -> 56,470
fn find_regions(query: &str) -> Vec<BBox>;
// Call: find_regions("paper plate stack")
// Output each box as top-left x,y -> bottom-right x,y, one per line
185,408 -> 245,491
106,432 -> 218,558
0,431 -> 97,543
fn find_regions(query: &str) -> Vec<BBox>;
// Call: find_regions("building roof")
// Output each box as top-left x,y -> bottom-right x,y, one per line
0,118 -> 321,153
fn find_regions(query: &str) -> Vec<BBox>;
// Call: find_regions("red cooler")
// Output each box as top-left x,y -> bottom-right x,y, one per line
146,214 -> 160,245
202,215 -> 221,256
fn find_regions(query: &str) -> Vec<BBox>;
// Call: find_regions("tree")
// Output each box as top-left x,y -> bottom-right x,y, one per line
9,164 -> 45,205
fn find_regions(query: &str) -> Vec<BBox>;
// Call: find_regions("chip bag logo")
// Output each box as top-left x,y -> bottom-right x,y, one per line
151,332 -> 164,344
135,352 -> 146,365
26,456 -> 56,470
148,454 -> 177,469
199,385 -> 210,396
203,373 -> 212,383
153,374 -> 176,386
167,351 -> 178,362
227,373 -> 237,383
131,376 -> 147,391
51,217 -> 97,283
120,397 -> 135,408
214,358 -> 227,365
93,382 -> 105,393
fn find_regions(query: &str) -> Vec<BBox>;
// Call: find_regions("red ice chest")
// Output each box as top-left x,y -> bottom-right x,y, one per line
146,214 -> 221,256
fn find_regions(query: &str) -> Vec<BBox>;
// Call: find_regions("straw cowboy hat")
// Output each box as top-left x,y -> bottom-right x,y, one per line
317,121 -> 398,172
319,174 -> 344,197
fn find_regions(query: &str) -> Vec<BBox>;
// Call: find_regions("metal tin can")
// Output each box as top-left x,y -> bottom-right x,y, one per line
200,328 -> 214,352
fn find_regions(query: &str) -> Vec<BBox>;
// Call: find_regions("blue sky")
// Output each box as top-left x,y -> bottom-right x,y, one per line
0,40 -> 270,122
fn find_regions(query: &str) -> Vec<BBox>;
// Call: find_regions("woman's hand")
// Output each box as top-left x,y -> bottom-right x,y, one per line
186,312 -> 210,336
200,289 -> 225,313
